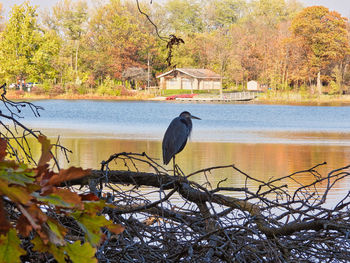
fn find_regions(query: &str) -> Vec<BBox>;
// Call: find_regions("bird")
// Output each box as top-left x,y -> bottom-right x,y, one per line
162,111 -> 201,170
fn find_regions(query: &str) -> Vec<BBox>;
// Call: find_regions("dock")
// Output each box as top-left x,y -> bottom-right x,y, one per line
175,92 -> 260,102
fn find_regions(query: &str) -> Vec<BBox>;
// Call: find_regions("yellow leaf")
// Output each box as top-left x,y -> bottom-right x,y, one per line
66,241 -> 97,263
0,179 -> 32,204
0,229 -> 26,263
37,135 -> 53,167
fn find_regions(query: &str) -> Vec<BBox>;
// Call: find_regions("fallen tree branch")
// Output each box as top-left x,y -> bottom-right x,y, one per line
54,152 -> 350,261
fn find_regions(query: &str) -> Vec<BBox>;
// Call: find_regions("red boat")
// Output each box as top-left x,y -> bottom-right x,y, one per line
165,94 -> 198,100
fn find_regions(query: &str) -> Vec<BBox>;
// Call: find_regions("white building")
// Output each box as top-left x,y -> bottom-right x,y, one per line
247,80 -> 260,91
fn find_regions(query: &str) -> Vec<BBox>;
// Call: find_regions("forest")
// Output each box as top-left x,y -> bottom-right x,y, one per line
0,0 -> 350,96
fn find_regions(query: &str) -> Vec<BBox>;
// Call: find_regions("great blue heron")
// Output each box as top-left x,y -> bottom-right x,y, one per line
162,111 -> 201,170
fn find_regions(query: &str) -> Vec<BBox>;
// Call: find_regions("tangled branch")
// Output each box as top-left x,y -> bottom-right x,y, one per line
0,83 -> 71,169
61,152 -> 350,262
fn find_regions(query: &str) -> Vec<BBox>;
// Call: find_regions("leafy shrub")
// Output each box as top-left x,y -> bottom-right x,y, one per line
0,136 -> 124,262
13,90 -> 25,96
328,80 -> 341,95
31,85 -> 46,95
50,85 -> 65,96
299,84 -> 311,98
65,83 -> 80,94
77,85 -> 89,95
96,76 -> 121,96
120,86 -> 135,96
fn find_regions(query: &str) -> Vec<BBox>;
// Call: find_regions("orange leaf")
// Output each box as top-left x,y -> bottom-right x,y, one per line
0,198 -> 10,235
108,224 -> 125,235
37,135 -> 53,167
26,204 -> 48,226
19,204 -> 49,244
16,215 -> 32,237
80,193 -> 99,201
0,138 -> 7,161
35,165 -> 56,195
47,167 -> 91,186
49,188 -> 83,209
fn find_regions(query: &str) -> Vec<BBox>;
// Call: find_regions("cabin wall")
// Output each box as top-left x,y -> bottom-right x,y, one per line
164,77 -> 221,90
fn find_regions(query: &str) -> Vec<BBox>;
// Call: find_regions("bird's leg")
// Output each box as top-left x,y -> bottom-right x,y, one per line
173,156 -> 176,176
173,157 -> 185,177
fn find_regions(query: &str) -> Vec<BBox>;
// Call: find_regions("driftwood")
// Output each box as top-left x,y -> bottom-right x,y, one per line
59,152 -> 350,262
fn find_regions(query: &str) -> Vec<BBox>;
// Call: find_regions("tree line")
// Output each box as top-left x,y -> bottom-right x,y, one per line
0,0 -> 349,95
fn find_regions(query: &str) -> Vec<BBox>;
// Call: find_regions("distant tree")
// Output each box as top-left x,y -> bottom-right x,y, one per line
45,0 -> 88,83
290,6 -> 350,93
32,30 -> 61,82
0,3 -> 59,86
203,0 -> 247,30
164,0 -> 204,33
83,0 -> 152,81
249,0 -> 302,26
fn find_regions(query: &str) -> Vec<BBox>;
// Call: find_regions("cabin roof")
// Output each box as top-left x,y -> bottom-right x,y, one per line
157,68 -> 221,79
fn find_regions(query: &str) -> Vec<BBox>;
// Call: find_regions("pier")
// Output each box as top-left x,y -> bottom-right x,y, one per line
175,92 -> 261,102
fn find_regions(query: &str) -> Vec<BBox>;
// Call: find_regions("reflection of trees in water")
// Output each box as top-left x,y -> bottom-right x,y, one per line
26,136 -> 350,199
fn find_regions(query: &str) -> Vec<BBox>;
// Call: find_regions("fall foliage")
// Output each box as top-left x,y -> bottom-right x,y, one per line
0,0 -> 350,95
0,135 -> 124,263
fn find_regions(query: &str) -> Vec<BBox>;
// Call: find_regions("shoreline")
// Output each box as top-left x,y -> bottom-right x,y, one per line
6,91 -> 350,106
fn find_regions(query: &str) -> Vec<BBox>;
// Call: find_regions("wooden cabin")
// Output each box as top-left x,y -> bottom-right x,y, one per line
157,68 -> 221,91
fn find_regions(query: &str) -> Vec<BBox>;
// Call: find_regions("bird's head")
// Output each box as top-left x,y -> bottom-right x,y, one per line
179,111 -> 201,120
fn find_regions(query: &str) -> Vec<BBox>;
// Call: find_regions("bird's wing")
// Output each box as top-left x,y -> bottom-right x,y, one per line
162,117 -> 189,165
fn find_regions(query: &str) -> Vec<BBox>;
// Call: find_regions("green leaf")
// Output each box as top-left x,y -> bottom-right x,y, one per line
83,200 -> 112,214
46,219 -> 66,242
0,167 -> 35,186
66,241 -> 97,263
72,212 -> 111,246
0,229 -> 26,263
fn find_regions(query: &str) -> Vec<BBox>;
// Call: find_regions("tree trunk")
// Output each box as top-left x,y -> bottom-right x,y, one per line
75,40 -> 79,83
317,71 -> 322,95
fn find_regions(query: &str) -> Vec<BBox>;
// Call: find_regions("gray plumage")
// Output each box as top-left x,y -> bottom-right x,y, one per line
162,111 -> 201,165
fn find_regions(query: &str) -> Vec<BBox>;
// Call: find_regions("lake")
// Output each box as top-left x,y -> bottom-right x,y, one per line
12,100 -> 350,202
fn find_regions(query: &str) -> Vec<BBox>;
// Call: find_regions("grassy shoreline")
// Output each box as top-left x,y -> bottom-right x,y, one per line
257,92 -> 350,106
6,91 -> 156,101
6,90 -> 350,106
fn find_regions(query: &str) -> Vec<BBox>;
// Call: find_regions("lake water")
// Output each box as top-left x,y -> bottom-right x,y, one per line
12,100 -> 350,202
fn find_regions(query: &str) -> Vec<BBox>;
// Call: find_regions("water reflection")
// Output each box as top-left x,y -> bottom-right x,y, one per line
12,98 -> 350,205
24,133 -> 350,203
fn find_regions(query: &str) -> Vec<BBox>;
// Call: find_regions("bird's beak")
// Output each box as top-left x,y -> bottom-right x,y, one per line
191,115 -> 201,120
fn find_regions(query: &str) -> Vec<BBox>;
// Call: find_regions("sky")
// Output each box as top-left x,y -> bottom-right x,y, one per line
2,0 -> 350,19
301,0 -> 350,17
